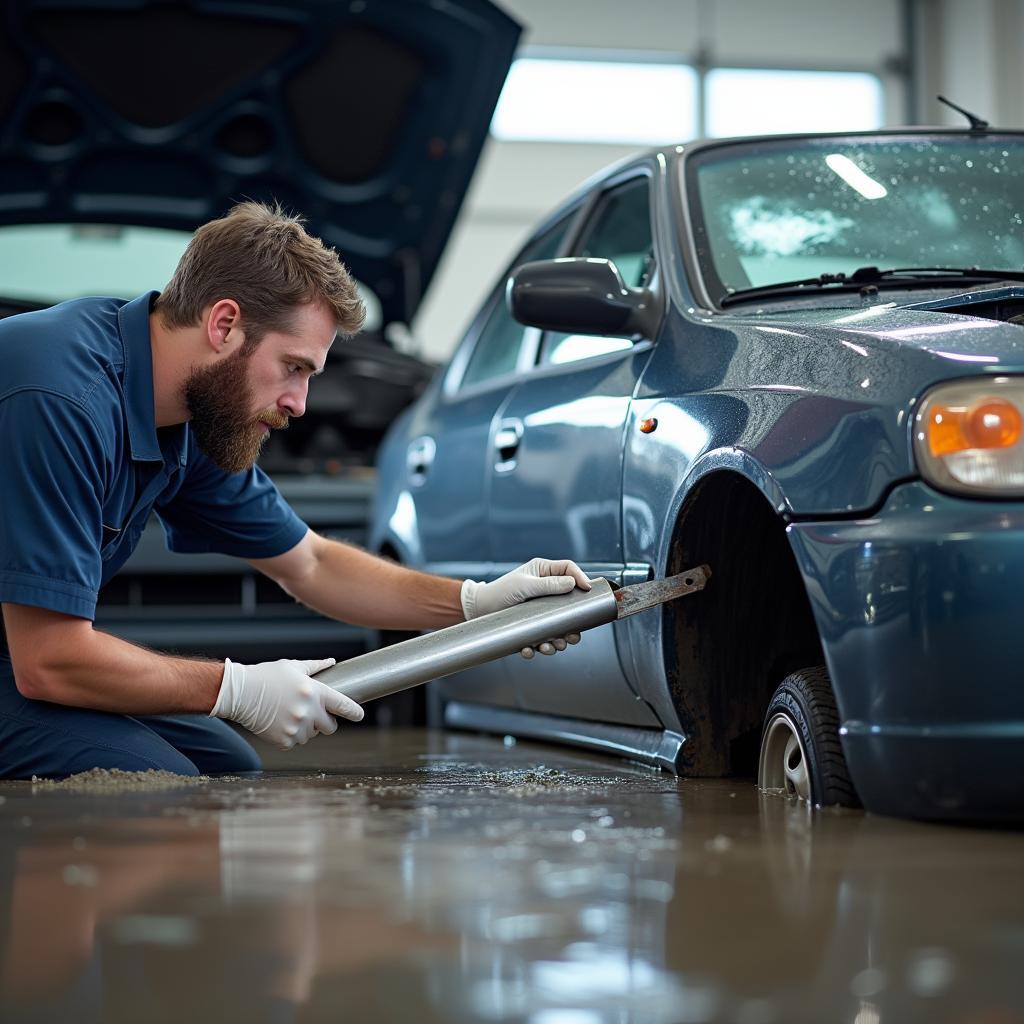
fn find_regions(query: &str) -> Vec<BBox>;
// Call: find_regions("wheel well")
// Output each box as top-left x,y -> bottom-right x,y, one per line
664,471 -> 824,778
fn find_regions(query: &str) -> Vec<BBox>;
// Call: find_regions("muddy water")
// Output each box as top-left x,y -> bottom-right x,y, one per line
0,729 -> 1021,1023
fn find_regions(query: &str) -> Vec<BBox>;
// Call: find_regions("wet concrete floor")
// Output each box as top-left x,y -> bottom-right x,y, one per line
0,728 -> 1021,1023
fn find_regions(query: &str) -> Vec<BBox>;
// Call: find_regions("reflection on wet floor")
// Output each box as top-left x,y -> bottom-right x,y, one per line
1,728 -> 1022,1023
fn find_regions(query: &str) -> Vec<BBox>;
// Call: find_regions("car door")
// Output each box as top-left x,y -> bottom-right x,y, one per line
486,170 -> 663,726
408,211 -> 576,578
415,210 -> 577,708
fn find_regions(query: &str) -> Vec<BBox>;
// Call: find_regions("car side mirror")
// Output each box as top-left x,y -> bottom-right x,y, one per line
507,258 -> 658,340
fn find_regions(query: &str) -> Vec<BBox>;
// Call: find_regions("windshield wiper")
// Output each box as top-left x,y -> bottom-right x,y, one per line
719,266 -> 1024,307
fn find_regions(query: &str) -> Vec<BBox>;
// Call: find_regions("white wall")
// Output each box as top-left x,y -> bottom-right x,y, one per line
915,0 -> 1024,129
410,0 -> 1017,362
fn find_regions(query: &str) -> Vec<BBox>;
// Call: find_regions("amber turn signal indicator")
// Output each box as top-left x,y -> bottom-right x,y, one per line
927,397 -> 1022,457
639,417 -> 658,434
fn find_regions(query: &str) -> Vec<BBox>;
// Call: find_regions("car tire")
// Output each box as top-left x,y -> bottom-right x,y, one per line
758,666 -> 860,808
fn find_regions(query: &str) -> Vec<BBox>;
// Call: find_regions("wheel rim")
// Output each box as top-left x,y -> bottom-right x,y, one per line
759,712 -> 812,802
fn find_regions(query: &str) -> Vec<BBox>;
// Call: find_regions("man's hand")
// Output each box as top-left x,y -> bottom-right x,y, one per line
211,658 -> 364,750
461,557 -> 592,659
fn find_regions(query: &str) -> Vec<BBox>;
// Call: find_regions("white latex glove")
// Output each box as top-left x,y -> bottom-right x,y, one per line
211,658 -> 364,750
461,557 -> 592,659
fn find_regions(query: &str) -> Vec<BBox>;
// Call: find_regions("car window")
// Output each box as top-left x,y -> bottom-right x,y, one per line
540,177 -> 653,367
459,213 -> 574,390
0,222 -> 384,331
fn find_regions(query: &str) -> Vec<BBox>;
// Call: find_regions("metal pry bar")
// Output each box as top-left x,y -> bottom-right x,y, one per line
613,565 -> 711,619
313,566 -> 711,706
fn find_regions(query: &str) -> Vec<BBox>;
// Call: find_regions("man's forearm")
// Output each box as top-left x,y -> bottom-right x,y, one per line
22,625 -> 223,715
284,538 -> 465,631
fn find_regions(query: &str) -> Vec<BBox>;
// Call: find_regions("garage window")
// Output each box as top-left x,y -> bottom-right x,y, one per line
491,57 -> 698,145
706,69 -> 883,137
490,54 -> 888,144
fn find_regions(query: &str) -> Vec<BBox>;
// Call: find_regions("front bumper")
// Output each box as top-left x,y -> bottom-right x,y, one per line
788,481 -> 1024,822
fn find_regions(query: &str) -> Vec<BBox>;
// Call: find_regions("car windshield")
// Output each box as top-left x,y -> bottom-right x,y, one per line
0,223 -> 192,306
686,134 -> 1024,302
0,222 -> 383,329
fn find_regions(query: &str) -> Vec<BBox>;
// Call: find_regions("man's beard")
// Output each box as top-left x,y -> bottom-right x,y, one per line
183,350 -> 288,473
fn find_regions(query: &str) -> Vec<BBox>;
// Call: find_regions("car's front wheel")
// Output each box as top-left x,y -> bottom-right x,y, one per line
757,667 -> 860,808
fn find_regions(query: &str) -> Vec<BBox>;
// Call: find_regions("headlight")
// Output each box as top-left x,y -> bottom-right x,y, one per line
914,377 -> 1024,496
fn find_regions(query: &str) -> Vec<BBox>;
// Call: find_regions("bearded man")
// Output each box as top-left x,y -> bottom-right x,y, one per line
0,202 -> 589,778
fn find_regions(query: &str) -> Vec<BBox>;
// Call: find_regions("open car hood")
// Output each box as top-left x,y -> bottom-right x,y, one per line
0,0 -> 520,324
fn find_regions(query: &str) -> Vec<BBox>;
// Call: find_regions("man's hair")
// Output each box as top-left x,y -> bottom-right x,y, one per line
154,201 -> 365,348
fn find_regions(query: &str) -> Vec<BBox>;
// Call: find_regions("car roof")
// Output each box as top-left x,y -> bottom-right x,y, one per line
0,0 -> 521,325
514,127 -> 1024,236
676,125 -> 1024,156
541,127 -> 1024,234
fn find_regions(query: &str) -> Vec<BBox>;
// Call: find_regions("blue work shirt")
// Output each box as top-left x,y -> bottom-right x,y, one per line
0,291 -> 308,637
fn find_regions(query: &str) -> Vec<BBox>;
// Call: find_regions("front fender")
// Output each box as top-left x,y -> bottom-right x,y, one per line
621,422 -> 794,731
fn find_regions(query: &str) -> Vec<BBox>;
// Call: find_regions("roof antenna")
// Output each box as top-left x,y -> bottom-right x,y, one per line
937,95 -> 990,131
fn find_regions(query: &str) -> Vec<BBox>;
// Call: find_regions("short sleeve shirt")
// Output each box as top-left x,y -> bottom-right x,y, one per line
0,291 -> 307,631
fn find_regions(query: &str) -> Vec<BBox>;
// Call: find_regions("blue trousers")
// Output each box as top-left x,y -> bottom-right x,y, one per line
0,660 -> 261,778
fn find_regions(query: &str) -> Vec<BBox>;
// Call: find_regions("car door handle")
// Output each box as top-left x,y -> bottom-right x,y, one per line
407,436 -> 436,484
494,419 -> 523,471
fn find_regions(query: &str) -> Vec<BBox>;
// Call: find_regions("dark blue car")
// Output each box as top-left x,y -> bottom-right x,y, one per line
371,129 -> 1024,822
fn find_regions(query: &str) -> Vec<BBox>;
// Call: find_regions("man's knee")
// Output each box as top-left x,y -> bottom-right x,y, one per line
139,716 -> 262,775
100,747 -> 202,777
1,735 -> 201,780
213,727 -> 262,774
0,697 -> 202,779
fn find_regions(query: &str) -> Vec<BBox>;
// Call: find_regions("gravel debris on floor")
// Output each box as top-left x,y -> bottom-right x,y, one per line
30,768 -> 209,793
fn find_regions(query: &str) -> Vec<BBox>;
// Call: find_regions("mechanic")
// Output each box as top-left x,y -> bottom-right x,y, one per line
0,201 -> 590,779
